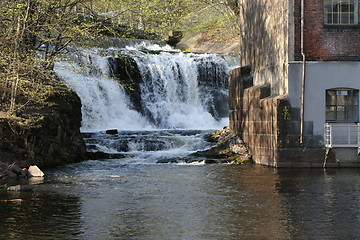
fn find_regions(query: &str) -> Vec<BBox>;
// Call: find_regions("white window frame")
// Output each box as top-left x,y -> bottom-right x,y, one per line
324,0 -> 359,25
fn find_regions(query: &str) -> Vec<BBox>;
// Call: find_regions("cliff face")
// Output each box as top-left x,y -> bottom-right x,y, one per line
0,87 -> 86,169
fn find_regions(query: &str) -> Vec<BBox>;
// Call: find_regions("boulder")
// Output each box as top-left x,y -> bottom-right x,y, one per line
0,161 -> 7,172
20,168 -> 28,178
27,165 -> 45,177
105,129 -> 118,134
7,162 -> 22,175
191,127 -> 253,164
0,86 -> 86,169
5,170 -> 18,178
7,185 -> 33,192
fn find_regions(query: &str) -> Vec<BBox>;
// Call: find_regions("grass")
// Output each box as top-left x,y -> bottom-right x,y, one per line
182,5 -> 239,44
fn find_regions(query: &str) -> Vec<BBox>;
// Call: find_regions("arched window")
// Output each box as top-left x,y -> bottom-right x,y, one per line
324,0 -> 358,25
326,88 -> 359,122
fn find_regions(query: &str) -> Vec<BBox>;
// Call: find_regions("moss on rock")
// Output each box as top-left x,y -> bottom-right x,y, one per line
192,127 -> 253,164
0,84 -> 86,169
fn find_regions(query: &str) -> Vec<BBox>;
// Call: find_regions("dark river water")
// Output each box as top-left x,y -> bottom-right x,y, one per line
1,161 -> 360,239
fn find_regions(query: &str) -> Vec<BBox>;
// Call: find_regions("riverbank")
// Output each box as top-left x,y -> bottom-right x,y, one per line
177,33 -> 240,54
0,82 -> 86,169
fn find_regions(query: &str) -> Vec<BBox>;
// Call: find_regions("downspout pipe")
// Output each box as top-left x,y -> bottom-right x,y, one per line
300,0 -> 306,145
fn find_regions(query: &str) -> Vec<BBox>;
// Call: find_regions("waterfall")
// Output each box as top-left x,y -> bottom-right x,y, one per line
55,42 -> 238,132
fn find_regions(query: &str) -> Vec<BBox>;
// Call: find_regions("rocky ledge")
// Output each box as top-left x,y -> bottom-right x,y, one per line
0,85 -> 86,169
192,127 -> 252,164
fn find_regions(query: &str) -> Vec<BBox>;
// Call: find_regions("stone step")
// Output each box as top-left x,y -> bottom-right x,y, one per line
282,134 -> 324,148
284,120 -> 313,135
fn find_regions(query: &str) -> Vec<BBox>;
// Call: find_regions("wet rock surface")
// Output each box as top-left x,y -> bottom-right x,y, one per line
192,127 -> 252,164
0,162 -> 45,193
0,162 -> 44,180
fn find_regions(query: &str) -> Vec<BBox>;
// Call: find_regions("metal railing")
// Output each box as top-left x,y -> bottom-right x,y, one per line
325,123 -> 360,148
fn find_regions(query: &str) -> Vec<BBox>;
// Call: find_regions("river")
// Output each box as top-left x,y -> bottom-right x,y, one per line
1,163 -> 360,239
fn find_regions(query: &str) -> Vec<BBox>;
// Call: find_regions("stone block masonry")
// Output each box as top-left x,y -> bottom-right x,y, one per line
229,66 -> 329,167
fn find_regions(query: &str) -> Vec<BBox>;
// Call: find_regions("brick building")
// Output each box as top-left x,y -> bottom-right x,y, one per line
230,0 -> 360,167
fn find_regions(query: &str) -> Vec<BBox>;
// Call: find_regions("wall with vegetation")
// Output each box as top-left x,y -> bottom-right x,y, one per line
229,67 -> 327,167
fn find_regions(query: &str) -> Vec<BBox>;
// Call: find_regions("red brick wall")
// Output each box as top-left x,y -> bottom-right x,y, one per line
294,0 -> 360,61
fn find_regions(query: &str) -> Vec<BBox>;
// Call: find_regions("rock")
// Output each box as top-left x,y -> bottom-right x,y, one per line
192,127 -> 252,164
108,55 -> 143,115
105,129 -> 118,134
0,86 -> 86,169
5,169 -> 18,178
27,165 -> 44,177
20,168 -> 28,178
0,161 -> 7,172
156,159 -> 178,163
7,162 -> 22,175
85,151 -> 125,160
7,185 -> 33,192
166,30 -> 183,46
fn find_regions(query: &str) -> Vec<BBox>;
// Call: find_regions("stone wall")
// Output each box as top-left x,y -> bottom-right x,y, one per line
238,0 -> 291,95
229,67 -> 328,167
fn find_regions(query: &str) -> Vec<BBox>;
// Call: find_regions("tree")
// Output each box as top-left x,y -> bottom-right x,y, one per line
0,0 -> 95,113
92,0 -> 201,35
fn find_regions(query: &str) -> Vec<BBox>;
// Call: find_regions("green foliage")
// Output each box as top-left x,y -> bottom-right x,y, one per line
282,106 -> 290,120
92,0 -> 205,35
0,0 -> 97,114
181,1 -> 239,43
0,0 -> 241,115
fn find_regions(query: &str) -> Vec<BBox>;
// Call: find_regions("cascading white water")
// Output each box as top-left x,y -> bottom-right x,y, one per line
55,43 -> 236,132
133,51 -> 227,129
55,49 -> 153,132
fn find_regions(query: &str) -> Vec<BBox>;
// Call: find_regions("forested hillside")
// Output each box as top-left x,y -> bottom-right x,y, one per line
0,0 -> 239,116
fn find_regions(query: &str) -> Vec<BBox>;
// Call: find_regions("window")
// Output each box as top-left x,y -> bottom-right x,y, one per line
324,0 -> 358,25
326,89 -> 359,122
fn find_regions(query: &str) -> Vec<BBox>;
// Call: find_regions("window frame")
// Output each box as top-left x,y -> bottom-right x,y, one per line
324,0 -> 359,25
326,88 -> 359,122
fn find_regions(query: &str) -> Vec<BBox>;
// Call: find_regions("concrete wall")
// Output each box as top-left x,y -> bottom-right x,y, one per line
288,61 -> 360,135
238,0 -> 292,95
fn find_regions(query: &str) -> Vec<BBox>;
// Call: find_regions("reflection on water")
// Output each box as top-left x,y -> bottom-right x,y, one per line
275,168 -> 360,239
0,189 -> 82,239
1,165 -> 360,239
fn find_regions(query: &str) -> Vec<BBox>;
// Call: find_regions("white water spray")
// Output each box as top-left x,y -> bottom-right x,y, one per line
55,44 -> 236,132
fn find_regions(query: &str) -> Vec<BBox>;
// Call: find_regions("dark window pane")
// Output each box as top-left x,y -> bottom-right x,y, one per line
350,3 -> 355,12
333,13 -> 339,23
326,13 -> 333,24
350,13 -> 355,23
337,106 -> 346,120
341,3 -> 349,12
326,91 -> 337,105
325,4 -> 333,12
346,106 -> 359,121
347,91 -> 358,105
337,95 -> 346,105
326,106 -> 336,121
341,13 -> 350,23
